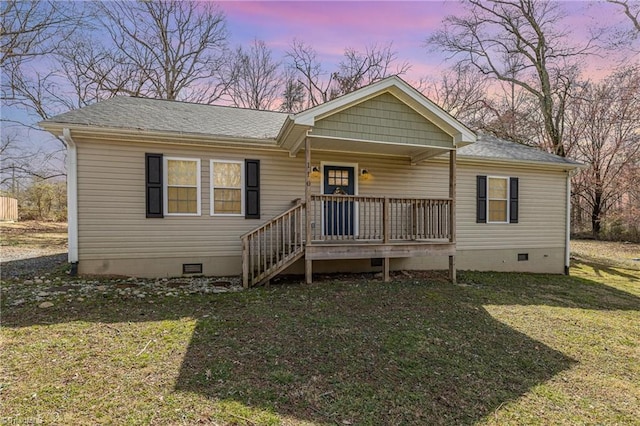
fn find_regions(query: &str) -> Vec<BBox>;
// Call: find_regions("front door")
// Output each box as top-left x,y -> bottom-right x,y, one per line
323,165 -> 355,236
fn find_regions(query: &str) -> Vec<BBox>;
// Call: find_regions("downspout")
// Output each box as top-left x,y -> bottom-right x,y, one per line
62,128 -> 79,275
565,169 -> 579,275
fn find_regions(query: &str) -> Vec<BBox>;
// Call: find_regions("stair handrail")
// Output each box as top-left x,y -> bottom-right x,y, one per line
240,199 -> 304,240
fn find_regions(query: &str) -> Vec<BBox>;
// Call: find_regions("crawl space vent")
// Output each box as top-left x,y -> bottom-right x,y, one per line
182,263 -> 203,274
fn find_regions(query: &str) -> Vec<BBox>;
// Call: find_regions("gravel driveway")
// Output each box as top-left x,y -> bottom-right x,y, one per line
1,252 -> 68,280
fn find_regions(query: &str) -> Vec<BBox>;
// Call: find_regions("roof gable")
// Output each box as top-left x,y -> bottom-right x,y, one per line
313,92 -> 453,148
292,75 -> 476,146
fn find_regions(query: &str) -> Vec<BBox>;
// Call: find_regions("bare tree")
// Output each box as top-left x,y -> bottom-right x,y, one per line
421,64 -> 492,129
570,66 -> 640,238
3,0 -> 232,155
608,0 -> 640,34
2,0 -> 91,161
606,0 -> 640,55
280,69 -> 306,113
286,40 -> 410,108
223,39 -> 282,110
331,43 -> 410,96
1,0 -> 80,67
427,0 -> 594,157
286,39 -> 330,108
0,132 -> 65,193
422,64 -> 545,146
1,0 -> 86,105
87,0 -> 229,103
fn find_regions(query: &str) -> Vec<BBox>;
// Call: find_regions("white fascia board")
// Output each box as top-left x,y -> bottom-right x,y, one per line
455,155 -> 587,171
275,116 -> 296,144
41,124 -> 280,148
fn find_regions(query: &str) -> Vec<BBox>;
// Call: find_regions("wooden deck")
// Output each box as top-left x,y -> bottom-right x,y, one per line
241,194 -> 456,287
305,240 -> 455,260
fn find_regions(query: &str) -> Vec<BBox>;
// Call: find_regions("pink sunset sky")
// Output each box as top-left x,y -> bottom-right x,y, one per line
217,0 -> 636,82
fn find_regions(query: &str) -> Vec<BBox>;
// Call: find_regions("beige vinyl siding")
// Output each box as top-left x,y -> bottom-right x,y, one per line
77,140 -> 304,260
76,140 -> 448,264
76,138 -> 567,276
454,163 -> 567,250
315,151 -> 449,198
313,93 -> 453,148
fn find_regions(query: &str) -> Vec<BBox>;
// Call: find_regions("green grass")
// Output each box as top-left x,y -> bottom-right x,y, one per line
1,242 -> 639,425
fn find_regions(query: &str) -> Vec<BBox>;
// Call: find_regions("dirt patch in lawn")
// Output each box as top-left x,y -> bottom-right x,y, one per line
0,221 -> 67,262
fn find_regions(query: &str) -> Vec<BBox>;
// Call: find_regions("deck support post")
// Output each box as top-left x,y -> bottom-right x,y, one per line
448,256 -> 456,283
383,257 -> 390,282
449,149 -> 457,284
305,259 -> 312,284
304,136 -> 312,284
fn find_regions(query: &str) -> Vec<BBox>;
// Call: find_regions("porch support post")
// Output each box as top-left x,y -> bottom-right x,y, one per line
304,136 -> 313,284
448,149 -> 457,284
383,196 -> 390,282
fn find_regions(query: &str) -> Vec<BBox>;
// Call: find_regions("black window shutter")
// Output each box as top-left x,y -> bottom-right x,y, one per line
245,159 -> 260,219
509,177 -> 519,223
146,153 -> 163,218
476,175 -> 487,223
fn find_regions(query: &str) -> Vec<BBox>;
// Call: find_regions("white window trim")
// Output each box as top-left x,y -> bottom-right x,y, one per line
164,156 -> 201,217
487,175 -> 509,224
210,159 -> 245,217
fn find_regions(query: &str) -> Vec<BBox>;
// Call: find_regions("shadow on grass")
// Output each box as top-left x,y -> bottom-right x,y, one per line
571,258 -> 640,281
457,269 -> 640,310
5,270 -> 640,424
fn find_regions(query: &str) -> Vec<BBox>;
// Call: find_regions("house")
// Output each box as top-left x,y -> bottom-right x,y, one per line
39,76 -> 583,287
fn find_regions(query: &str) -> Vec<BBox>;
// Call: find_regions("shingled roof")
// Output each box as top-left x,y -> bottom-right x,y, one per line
41,96 -> 581,167
460,134 -> 583,167
43,96 -> 289,141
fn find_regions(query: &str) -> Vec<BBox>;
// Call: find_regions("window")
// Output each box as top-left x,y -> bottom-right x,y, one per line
327,169 -> 350,186
164,157 -> 201,216
477,175 -> 519,224
211,160 -> 243,215
488,177 -> 508,223
146,155 -> 258,219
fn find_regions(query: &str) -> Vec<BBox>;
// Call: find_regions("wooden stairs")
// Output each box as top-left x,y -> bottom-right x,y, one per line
241,201 -> 306,287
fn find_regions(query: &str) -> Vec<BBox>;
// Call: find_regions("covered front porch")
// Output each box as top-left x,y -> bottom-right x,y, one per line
241,77 -> 475,287
241,139 -> 458,287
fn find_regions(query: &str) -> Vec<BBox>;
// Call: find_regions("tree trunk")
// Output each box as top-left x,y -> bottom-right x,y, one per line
592,190 -> 602,239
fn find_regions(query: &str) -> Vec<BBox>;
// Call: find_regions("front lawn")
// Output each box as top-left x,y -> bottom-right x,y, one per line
1,243 -> 639,424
